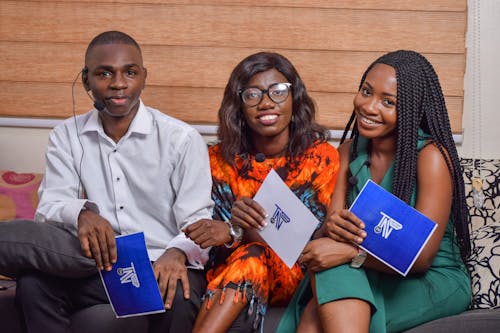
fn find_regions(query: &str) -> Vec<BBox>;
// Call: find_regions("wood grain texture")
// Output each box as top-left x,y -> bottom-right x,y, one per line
0,2 -> 465,53
50,0 -> 467,12
0,1 -> 466,133
0,42 -> 465,96
0,82 -> 463,133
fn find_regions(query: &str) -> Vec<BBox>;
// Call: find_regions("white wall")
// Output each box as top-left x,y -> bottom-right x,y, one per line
1,0 -> 498,173
459,0 -> 500,158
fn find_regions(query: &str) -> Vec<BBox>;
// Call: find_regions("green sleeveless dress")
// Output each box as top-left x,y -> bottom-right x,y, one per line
277,133 -> 471,333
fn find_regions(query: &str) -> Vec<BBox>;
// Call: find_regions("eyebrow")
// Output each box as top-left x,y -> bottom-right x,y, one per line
363,81 -> 397,98
94,63 -> 142,71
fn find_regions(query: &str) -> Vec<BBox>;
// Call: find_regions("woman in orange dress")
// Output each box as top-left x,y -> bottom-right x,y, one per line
184,52 -> 340,332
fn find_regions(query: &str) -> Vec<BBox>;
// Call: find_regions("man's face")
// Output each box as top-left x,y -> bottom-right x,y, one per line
83,43 -> 147,119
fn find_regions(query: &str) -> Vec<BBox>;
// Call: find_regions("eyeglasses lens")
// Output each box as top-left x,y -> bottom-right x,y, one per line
241,83 -> 290,106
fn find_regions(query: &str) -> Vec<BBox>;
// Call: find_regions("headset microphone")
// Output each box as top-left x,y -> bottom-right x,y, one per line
93,100 -> 106,112
348,158 -> 371,186
255,153 -> 266,163
239,152 -> 266,163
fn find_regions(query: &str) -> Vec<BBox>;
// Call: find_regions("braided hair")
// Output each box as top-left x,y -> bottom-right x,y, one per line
341,50 -> 470,260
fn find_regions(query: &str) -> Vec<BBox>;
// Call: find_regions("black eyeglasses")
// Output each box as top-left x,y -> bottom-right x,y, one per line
239,82 -> 292,107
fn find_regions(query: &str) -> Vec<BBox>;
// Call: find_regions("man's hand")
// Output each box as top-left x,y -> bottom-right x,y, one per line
77,209 -> 116,271
154,248 -> 189,310
183,219 -> 232,248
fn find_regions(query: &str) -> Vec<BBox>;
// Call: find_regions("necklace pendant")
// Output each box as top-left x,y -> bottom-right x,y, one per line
472,177 -> 485,208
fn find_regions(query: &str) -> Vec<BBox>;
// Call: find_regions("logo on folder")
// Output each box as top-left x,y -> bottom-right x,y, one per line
117,263 -> 140,288
374,212 -> 403,239
270,204 -> 291,230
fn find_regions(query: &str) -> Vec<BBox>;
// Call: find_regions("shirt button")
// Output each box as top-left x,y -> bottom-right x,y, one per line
116,177 -> 120,181
113,149 -> 117,153
119,206 -> 124,210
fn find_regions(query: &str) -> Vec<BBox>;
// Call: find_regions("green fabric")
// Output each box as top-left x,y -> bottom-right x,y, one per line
277,132 -> 471,333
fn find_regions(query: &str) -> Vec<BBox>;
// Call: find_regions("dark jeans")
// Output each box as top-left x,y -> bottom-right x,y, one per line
15,269 -> 206,333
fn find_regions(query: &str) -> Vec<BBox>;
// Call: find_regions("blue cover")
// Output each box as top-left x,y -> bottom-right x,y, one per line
349,180 -> 437,276
99,232 -> 165,317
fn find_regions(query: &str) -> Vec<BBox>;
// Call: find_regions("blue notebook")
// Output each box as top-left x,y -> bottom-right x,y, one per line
349,180 -> 437,276
99,232 -> 165,317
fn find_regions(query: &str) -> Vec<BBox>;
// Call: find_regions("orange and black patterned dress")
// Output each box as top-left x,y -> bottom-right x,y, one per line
205,141 -> 339,319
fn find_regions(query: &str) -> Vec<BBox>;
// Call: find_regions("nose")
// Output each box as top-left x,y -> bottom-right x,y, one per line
110,72 -> 127,90
257,91 -> 275,109
360,96 -> 378,114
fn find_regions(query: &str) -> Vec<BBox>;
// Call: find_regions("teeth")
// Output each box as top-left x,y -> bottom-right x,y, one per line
260,115 -> 278,121
361,116 -> 377,125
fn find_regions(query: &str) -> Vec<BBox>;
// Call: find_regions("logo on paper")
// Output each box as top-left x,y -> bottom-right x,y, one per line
117,262 -> 140,288
374,212 -> 402,239
270,204 -> 291,230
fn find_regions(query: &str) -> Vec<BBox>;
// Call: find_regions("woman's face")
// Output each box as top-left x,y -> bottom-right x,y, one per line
241,68 -> 293,146
353,63 -> 398,140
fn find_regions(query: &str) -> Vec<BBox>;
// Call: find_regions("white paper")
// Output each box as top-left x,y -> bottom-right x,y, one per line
254,169 -> 319,268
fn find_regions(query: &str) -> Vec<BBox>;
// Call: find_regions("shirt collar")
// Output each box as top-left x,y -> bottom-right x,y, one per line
81,99 -> 152,136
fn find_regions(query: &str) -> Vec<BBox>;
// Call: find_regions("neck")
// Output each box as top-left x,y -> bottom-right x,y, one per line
252,132 -> 289,158
100,112 -> 136,143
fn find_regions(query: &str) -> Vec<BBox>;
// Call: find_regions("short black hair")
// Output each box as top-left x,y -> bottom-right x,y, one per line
84,31 -> 142,64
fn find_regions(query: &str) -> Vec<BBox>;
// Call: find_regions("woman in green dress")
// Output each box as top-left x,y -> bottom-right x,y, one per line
278,50 -> 471,333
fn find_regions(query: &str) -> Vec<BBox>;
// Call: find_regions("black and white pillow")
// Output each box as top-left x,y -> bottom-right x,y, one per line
460,158 -> 500,309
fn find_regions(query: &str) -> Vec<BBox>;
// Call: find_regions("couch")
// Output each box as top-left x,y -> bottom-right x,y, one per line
0,158 -> 499,332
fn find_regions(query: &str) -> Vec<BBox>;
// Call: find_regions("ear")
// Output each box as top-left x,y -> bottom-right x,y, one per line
142,67 -> 148,89
81,67 -> 90,92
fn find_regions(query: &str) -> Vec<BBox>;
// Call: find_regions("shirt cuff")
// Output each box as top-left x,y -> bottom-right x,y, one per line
167,233 -> 210,269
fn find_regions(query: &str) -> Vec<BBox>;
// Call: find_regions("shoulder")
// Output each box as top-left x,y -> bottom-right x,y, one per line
417,142 -> 453,179
145,106 -> 202,140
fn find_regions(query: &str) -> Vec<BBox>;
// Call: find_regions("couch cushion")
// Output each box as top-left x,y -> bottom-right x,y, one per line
467,222 -> 500,309
0,170 -> 42,221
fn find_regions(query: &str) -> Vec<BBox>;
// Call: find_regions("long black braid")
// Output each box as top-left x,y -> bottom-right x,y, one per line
341,50 -> 470,261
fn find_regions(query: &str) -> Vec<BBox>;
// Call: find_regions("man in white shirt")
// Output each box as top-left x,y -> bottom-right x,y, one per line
15,31 -> 214,332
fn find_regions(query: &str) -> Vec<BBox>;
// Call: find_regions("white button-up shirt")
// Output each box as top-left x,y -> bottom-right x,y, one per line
36,101 -> 214,267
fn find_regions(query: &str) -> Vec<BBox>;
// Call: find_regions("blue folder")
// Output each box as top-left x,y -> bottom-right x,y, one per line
349,180 -> 437,276
99,232 -> 165,317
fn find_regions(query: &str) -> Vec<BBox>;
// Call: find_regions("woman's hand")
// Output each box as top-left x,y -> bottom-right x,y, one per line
230,196 -> 267,231
323,209 -> 366,244
299,237 -> 358,272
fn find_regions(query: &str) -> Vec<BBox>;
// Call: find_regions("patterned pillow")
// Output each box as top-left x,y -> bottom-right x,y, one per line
460,158 -> 500,309
460,158 -> 500,232
0,170 -> 43,221
467,222 -> 500,309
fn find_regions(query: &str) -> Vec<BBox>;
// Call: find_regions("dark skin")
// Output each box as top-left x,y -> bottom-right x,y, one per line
297,64 -> 454,333
80,43 -> 191,309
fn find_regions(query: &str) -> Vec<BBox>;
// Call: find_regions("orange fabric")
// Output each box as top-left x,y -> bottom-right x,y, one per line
207,142 -> 339,306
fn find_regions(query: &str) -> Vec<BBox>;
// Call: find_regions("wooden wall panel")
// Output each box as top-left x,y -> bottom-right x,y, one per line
0,0 -> 467,134
51,0 -> 467,12
0,42 -> 465,96
0,82 -> 463,133
0,2 -> 466,53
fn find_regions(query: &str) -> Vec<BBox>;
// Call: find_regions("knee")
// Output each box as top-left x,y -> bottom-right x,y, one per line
16,273 -> 46,302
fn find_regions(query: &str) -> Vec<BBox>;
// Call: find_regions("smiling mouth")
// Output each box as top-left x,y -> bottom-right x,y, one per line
359,115 -> 381,125
259,114 -> 278,121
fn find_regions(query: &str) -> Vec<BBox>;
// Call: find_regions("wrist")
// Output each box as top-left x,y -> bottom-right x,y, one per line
349,247 -> 367,268
223,220 -> 243,248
